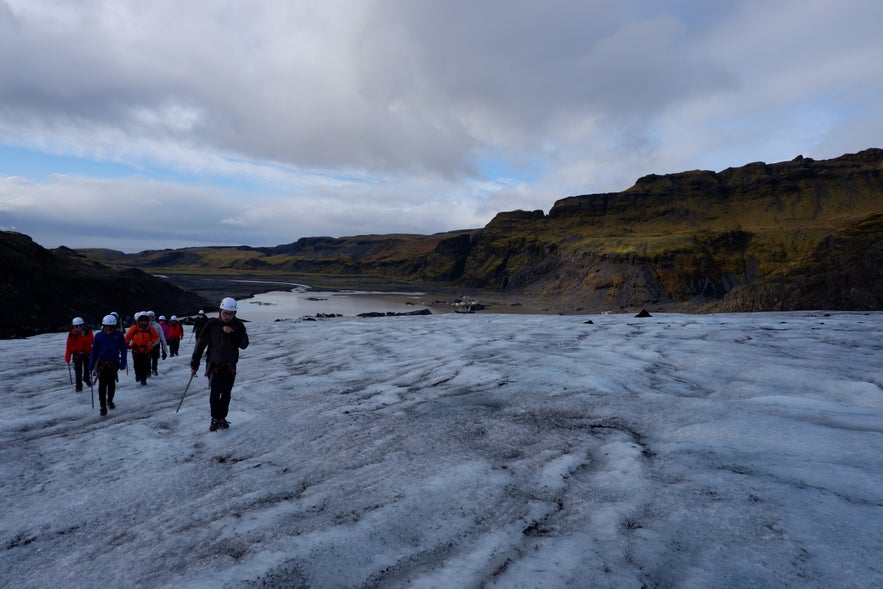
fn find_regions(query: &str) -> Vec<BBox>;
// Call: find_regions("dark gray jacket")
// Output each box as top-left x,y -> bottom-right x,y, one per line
190,317 -> 249,372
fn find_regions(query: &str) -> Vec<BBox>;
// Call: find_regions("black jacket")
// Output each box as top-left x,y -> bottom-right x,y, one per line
193,315 -> 210,335
190,317 -> 249,372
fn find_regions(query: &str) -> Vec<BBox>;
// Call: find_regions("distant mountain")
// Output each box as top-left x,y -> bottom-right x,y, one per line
78,148 -> 883,313
0,232 -> 211,337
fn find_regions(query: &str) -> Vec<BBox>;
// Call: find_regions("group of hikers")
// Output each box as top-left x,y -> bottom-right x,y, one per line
64,298 -> 248,431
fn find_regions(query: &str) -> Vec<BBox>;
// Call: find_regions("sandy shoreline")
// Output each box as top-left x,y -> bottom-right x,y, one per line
160,272 -> 689,317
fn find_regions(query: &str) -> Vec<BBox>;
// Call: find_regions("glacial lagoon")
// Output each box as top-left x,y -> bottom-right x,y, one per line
233,287 -> 433,322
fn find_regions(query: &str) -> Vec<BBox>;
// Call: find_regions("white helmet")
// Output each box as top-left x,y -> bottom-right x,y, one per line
198,309 -> 205,315
170,315 -> 178,321
158,315 -> 166,321
102,314 -> 117,326
147,310 -> 156,318
219,297 -> 238,312
72,317 -> 85,326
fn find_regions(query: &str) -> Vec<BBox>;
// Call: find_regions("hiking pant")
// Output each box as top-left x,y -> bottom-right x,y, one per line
97,364 -> 118,408
150,346 -> 161,373
208,364 -> 236,420
169,337 -> 180,357
72,352 -> 89,389
132,351 -> 151,384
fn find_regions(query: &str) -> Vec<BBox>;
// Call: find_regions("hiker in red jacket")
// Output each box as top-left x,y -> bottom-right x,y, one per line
126,312 -> 159,386
65,317 -> 94,392
167,315 -> 185,357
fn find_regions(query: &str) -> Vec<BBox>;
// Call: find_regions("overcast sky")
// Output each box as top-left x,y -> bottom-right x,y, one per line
1,0 -> 882,252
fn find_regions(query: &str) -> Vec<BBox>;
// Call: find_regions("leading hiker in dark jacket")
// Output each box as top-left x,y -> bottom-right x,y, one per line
190,297 -> 249,432
89,314 -> 128,416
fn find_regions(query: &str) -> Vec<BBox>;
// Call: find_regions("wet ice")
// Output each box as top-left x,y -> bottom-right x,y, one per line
1,311 -> 881,588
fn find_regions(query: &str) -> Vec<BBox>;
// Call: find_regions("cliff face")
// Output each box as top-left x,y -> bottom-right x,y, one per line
0,232 -> 211,336
707,212 -> 883,311
75,148 -> 883,313
450,149 -> 883,311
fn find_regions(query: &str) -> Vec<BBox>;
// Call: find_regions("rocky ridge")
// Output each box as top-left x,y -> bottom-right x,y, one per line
0,231 -> 211,337
78,148 -> 883,313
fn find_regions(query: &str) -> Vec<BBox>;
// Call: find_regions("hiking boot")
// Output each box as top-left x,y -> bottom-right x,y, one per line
108,401 -> 116,409
75,386 -> 83,392
220,419 -> 230,429
209,419 -> 220,432
140,379 -> 147,385
100,407 -> 107,416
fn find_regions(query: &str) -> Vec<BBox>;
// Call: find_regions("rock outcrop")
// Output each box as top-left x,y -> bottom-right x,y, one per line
1,232 -> 211,337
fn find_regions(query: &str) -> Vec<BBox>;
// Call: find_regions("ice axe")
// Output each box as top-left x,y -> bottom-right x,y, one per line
176,372 -> 196,414
66,362 -> 73,385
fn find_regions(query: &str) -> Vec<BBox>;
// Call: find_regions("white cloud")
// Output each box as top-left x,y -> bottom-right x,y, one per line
0,0 -> 880,250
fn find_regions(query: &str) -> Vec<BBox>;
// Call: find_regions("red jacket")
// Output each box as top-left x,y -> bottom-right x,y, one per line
65,328 -> 94,362
167,321 -> 185,340
126,324 -> 159,354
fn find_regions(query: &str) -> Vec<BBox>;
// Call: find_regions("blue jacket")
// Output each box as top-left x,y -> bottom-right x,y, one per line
89,329 -> 128,372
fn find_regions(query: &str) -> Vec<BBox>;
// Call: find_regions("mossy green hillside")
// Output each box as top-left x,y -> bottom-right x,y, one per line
76,149 -> 883,312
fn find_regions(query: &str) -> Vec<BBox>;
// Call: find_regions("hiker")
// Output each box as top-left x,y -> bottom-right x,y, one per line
190,297 -> 249,432
158,315 -> 172,346
146,311 -> 168,375
192,309 -> 209,340
64,317 -> 94,392
89,314 -> 128,416
167,315 -> 184,356
126,312 -> 159,385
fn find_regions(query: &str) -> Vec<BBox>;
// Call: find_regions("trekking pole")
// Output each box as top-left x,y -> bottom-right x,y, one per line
176,372 -> 196,413
90,373 -> 95,409
67,362 -> 73,385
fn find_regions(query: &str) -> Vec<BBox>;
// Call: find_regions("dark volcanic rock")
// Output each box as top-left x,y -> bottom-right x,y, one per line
357,309 -> 432,318
1,232 -> 211,338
